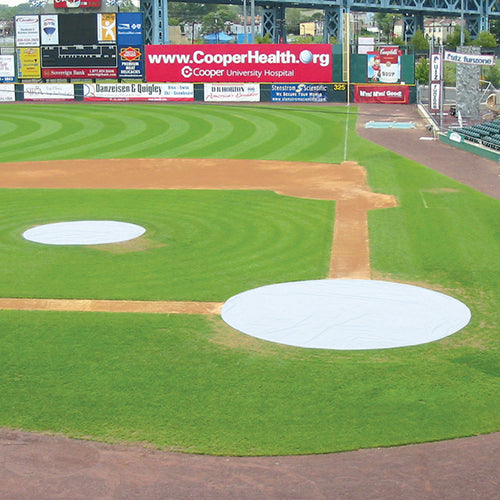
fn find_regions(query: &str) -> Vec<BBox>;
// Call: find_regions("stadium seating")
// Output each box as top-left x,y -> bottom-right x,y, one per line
454,119 -> 500,150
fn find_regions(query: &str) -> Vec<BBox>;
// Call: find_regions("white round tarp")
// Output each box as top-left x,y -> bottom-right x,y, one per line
221,279 -> 471,350
23,221 -> 146,245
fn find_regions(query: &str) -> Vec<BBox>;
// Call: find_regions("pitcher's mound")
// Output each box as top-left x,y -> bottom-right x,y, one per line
23,221 -> 146,245
221,279 -> 471,350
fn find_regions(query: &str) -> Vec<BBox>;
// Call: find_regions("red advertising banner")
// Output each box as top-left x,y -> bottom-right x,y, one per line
354,84 -> 409,104
42,67 -> 117,79
145,44 -> 332,83
54,0 -> 101,8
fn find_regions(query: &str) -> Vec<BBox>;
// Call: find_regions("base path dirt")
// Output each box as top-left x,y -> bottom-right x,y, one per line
0,157 -> 396,313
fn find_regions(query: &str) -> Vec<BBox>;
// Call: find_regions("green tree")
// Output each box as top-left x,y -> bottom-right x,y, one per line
410,29 -> 429,51
472,30 -> 497,48
414,56 -> 429,84
392,35 -> 405,47
255,33 -> 271,44
443,61 -> 456,86
483,65 -> 500,87
445,25 -> 472,49
168,2 -> 216,27
118,0 -> 138,12
286,8 -> 303,35
200,8 -> 238,36
374,13 -> 401,42
489,19 -> 500,44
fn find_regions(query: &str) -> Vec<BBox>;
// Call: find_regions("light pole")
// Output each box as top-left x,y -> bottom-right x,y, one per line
250,0 -> 255,43
460,0 -> 465,47
243,0 -> 248,43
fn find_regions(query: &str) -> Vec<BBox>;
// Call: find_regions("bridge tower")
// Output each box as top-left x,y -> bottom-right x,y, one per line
142,0 -> 170,44
262,4 -> 286,43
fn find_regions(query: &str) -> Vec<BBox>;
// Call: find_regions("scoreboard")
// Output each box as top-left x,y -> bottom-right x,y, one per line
15,12 -> 142,80
42,45 -> 117,68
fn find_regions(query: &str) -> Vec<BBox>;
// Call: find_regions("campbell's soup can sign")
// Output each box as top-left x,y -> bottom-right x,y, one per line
378,46 -> 401,83
368,47 -> 401,84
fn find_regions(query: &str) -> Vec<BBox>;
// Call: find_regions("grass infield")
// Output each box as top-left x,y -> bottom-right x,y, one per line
0,103 -> 498,455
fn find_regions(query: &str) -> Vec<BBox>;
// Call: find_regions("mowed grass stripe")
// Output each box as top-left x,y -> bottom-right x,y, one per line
0,104 -> 350,163
0,189 -> 334,301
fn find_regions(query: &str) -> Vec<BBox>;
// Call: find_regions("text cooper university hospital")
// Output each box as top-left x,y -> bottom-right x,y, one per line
147,49 -> 330,68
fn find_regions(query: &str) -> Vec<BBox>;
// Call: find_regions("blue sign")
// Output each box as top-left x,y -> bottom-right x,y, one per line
117,12 -> 143,46
118,46 -> 144,79
271,83 -> 328,102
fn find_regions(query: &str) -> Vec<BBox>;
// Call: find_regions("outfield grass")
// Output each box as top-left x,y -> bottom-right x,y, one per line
0,103 -> 498,455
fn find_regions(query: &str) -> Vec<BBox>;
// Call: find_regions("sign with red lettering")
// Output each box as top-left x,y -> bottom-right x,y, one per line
42,67 -> 117,79
354,84 -> 409,104
54,0 -> 101,8
367,46 -> 401,83
145,44 -> 332,83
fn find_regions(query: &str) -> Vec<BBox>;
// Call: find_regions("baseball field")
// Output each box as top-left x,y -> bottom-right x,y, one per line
0,102 -> 498,456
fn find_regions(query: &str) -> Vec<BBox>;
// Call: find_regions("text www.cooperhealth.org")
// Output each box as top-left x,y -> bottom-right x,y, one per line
148,50 -> 330,67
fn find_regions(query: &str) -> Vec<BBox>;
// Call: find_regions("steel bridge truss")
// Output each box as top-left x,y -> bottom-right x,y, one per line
141,0 -> 500,44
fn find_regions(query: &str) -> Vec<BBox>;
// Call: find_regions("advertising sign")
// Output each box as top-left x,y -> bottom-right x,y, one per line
54,0 -> 101,8
204,83 -> 260,101
146,44 -> 332,83
430,53 -> 442,82
271,83 -> 327,102
0,84 -> 15,101
98,13 -> 116,43
42,67 -> 117,79
444,50 -> 495,66
354,84 -> 409,104
83,82 -> 194,101
16,47 -> 40,79
15,16 -> 40,47
429,53 -> 442,113
358,37 -> 375,55
0,55 -> 15,82
117,12 -> 143,46
41,15 -> 59,45
24,83 -> 74,101
430,82 -> 441,111
367,46 -> 401,83
118,46 -> 143,79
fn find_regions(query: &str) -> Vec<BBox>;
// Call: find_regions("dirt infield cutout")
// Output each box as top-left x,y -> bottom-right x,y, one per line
0,157 -> 398,316
0,158 -> 397,313
3,158 -> 471,348
0,158 -> 397,314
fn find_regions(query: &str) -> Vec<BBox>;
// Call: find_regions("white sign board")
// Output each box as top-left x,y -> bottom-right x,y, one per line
83,83 -> 194,101
0,84 -> 15,102
40,15 -> 59,45
444,51 -> 495,66
430,82 -> 441,111
430,53 -> 442,82
24,84 -> 75,101
204,84 -> 260,102
15,16 -> 40,47
0,55 -> 15,82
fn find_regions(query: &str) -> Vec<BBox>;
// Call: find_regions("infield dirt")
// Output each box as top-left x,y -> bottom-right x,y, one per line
0,157 -> 396,313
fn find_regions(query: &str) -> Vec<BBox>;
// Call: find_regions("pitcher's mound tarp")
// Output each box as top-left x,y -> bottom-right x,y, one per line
221,279 -> 471,350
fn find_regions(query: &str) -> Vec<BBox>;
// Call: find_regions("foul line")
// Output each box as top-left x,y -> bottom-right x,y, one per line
343,105 -> 350,162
